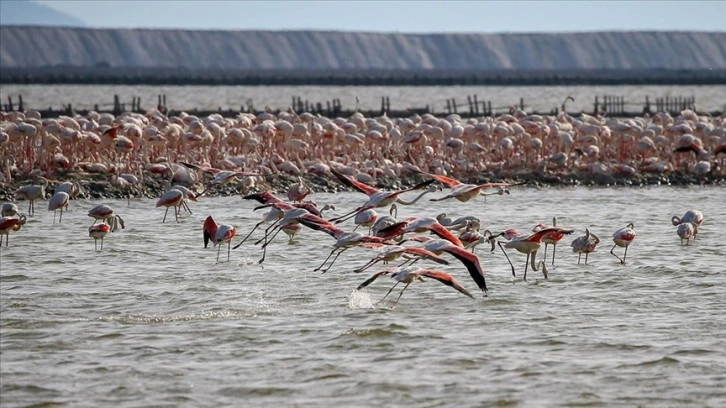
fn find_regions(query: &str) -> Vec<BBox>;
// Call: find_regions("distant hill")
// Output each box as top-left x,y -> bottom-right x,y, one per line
0,1 -> 86,28
1,27 -> 725,85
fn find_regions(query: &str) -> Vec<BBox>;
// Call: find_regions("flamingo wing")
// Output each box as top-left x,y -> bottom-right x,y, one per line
442,246 -> 487,293
402,247 -> 450,265
417,269 -> 475,298
356,269 -> 393,291
330,168 -> 380,196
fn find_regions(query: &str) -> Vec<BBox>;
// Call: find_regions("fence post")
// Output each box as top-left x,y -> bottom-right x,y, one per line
452,98 -> 457,114
113,94 -> 121,115
594,96 -> 599,114
7,96 -> 13,111
519,97 -> 524,110
473,94 -> 479,115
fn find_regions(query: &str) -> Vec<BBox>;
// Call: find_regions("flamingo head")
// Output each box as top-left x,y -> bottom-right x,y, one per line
203,216 -> 218,248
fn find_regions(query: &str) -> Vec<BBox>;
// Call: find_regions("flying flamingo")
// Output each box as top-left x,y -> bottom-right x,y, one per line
156,189 -> 184,222
295,216 -> 396,273
87,204 -> 125,231
408,236 -> 490,293
353,243 -> 450,273
203,215 -> 238,262
489,226 -> 574,280
671,210 -> 704,239
0,215 -> 27,246
676,222 -> 695,245
436,213 -> 481,230
328,168 -> 438,223
356,266 -> 474,308
532,217 -> 569,266
89,223 -> 111,250
48,191 -> 69,223
610,222 -> 636,264
375,217 -> 465,248
414,170 -> 516,202
571,228 -> 601,265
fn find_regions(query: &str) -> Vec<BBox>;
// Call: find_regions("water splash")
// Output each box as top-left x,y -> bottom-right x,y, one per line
348,290 -> 375,309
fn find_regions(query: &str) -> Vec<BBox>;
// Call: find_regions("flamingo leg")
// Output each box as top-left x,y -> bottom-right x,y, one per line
320,247 -> 348,273
162,207 -> 169,223
314,248 -> 338,272
623,246 -> 629,264
497,242 -> 516,277
182,200 -> 192,214
577,252 -> 582,264
523,253 -> 530,281
391,282 -> 412,308
377,281 -> 401,305
354,258 -> 379,273
610,244 -> 624,264
261,227 -> 283,249
235,220 -> 265,248
217,244 -> 222,262
94,238 -> 98,250
227,241 -> 232,262
174,205 -> 180,222
100,237 -> 104,250
542,243 -> 548,263
53,210 -> 57,224
585,252 -> 589,265
60,208 -> 63,223
551,244 -> 557,266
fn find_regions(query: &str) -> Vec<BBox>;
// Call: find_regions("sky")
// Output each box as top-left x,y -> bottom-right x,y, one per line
15,0 -> 726,33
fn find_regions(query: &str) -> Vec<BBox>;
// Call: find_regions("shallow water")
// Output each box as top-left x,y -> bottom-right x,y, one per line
1,186 -> 725,407
2,84 -> 725,115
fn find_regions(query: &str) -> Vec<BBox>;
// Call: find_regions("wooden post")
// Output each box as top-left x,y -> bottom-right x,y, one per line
113,94 -> 121,115
519,97 -> 524,110
473,94 -> 479,115
452,98 -> 457,114
381,96 -> 386,114
594,96 -> 599,114
7,96 -> 13,111
386,96 -> 390,112
467,95 -> 473,116
18,95 -> 24,111
487,101 -> 492,116
446,99 -> 451,114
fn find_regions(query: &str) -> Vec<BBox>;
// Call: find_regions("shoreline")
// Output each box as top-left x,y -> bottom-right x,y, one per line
2,170 -> 723,204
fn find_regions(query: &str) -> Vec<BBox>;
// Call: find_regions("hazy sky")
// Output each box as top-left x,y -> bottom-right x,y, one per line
33,0 -> 726,33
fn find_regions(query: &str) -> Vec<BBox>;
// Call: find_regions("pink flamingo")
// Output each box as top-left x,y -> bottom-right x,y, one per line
296,216 -> 396,273
570,228 -> 601,265
409,236 -> 490,293
610,222 -> 636,264
0,215 -> 27,246
156,189 -> 184,223
671,210 -> 704,239
87,204 -> 125,231
414,170 -> 515,202
89,223 -> 111,250
490,226 -> 574,280
47,191 -> 69,223
356,266 -> 474,308
353,243 -> 450,273
1,203 -> 19,217
328,168 -> 437,223
532,216 -> 568,266
203,215 -> 238,262
676,222 -> 695,245
287,177 -> 312,202
375,217 -> 465,248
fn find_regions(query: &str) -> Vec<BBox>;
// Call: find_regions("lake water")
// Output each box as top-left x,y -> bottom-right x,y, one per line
1,185 -> 725,407
1,84 -> 725,115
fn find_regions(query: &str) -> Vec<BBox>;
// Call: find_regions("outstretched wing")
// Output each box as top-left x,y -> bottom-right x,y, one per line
356,269 -> 393,291
330,167 -> 380,196
418,269 -> 474,298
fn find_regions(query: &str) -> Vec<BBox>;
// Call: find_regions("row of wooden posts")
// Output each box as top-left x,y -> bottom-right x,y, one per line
2,93 -> 705,119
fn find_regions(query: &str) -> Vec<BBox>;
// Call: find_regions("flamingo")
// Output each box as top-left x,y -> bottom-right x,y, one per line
89,223 -> 111,250
295,216 -> 396,273
54,181 -> 81,199
571,228 -> 601,265
436,213 -> 481,231
88,204 -> 125,231
353,243 -> 450,273
356,266 -> 474,308
15,177 -> 48,215
676,222 -> 695,245
610,222 -> 636,264
409,236 -> 490,293
203,215 -> 238,262
287,176 -> 312,202
328,167 -> 437,223
1,203 -> 19,217
414,170 -> 516,202
353,208 -> 378,233
671,210 -> 704,239
489,227 -> 574,280
375,217 -> 465,248
0,215 -> 27,246
156,189 -> 184,223
48,191 -> 69,223
532,216 -> 568,266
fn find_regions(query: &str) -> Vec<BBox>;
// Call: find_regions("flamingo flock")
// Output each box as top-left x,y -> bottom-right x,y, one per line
1,104 -> 718,306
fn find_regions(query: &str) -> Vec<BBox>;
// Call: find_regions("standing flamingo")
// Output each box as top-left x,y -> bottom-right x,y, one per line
489,226 -> 574,280
88,204 -> 125,231
532,216 -> 568,266
203,215 -> 238,262
0,215 -> 27,246
676,222 -> 695,245
287,177 -> 312,202
156,189 -> 184,223
671,210 -> 704,239
15,177 -> 48,215
571,228 -> 601,265
356,266 -> 474,308
48,191 -> 69,223
610,222 -> 636,264
89,223 -> 111,250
